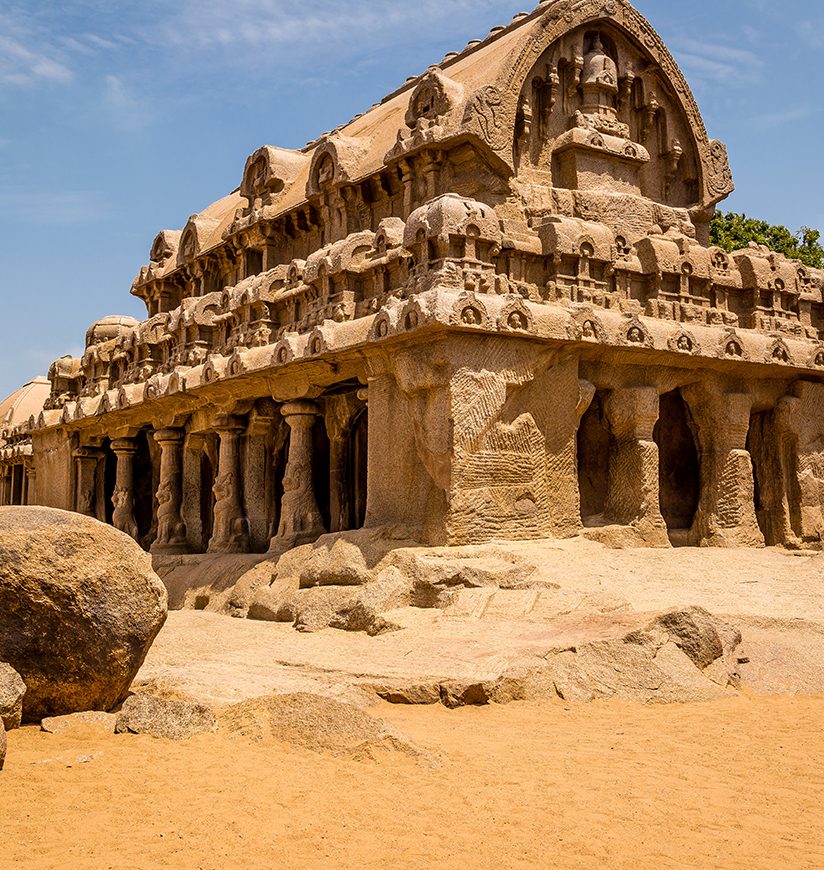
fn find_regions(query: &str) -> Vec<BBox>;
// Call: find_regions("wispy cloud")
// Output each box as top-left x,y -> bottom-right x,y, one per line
103,74 -> 152,132
148,0 -> 508,54
797,18 -> 824,48
0,187 -> 109,224
0,33 -> 73,86
0,7 -> 120,89
745,105 -> 816,131
670,37 -> 763,87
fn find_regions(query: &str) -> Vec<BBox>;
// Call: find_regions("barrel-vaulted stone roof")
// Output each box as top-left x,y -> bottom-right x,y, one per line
0,377 -> 50,438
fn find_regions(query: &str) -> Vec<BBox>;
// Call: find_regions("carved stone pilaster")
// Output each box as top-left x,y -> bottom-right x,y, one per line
111,437 -> 139,541
73,446 -> 102,518
683,388 -> 763,547
208,416 -> 250,554
603,387 -> 668,543
151,428 -> 188,554
24,463 -> 36,506
270,400 -> 325,551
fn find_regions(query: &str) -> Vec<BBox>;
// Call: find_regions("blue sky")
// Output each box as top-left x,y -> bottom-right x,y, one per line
1,0 -> 822,398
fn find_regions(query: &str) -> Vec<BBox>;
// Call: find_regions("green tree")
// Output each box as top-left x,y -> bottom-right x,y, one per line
710,211 -> 824,269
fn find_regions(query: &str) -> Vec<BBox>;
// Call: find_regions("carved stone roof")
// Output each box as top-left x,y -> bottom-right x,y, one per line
0,377 -> 50,439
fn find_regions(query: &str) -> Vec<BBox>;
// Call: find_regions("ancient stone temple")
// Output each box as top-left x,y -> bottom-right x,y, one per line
9,0 -> 824,552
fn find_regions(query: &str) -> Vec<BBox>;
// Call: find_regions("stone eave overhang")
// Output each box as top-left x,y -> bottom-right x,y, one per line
32,286 -> 824,438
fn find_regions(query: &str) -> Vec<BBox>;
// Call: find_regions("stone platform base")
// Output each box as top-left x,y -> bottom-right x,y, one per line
137,534 -> 824,708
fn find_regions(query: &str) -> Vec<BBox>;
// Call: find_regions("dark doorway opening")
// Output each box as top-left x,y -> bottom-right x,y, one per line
654,389 -> 700,539
312,417 -> 331,532
102,439 -> 117,525
577,392 -> 611,525
133,429 -> 156,549
349,408 -> 369,530
199,450 -> 216,552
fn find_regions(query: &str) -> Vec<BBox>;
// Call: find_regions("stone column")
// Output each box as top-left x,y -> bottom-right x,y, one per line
73,447 -> 102,517
603,387 -> 668,544
245,411 -> 276,552
25,464 -> 36,506
683,388 -> 763,547
0,466 -> 8,505
774,396 -> 803,546
208,416 -> 250,554
111,437 -> 139,541
270,400 -> 325,551
151,428 -> 188,554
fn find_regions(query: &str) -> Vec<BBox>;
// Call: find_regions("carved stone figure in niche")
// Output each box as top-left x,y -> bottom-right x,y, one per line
507,311 -> 528,331
726,340 -> 743,358
627,326 -> 644,344
773,345 -> 790,363
582,320 -> 597,340
461,306 -> 482,325
317,155 -> 335,189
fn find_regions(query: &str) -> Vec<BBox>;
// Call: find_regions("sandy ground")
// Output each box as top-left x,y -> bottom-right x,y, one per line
2,695 -> 824,870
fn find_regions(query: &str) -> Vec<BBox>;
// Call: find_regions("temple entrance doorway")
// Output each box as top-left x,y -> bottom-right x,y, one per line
11,465 -> 24,506
312,417 -> 331,532
133,429 -> 156,550
349,408 -> 368,530
654,389 -> 700,543
101,439 -> 117,525
199,450 -> 216,552
577,391 -> 611,526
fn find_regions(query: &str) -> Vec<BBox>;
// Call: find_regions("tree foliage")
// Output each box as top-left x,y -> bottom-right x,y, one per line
710,211 -> 824,269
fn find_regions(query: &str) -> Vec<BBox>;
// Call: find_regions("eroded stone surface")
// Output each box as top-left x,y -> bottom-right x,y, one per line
0,1 -> 820,570
131,539 -> 824,709
41,711 -> 117,736
115,693 -> 217,740
0,663 -> 26,730
0,508 -> 168,722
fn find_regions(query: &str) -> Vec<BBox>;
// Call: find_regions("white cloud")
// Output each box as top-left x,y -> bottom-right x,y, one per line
0,8 -> 121,90
0,33 -> 74,86
670,38 -> 763,88
0,187 -> 108,224
746,106 -> 815,130
149,0 -> 509,53
102,73 -> 152,132
797,18 -> 824,48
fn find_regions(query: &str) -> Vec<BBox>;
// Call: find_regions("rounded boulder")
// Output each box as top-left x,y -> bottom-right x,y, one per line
0,507 -> 168,722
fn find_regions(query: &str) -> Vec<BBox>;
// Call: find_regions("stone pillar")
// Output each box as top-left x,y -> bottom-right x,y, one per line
683,388 -> 763,547
270,400 -> 325,551
245,412 -> 276,552
111,437 -> 139,541
774,396 -> 803,546
603,387 -> 668,544
151,428 -> 188,554
208,416 -> 250,554
0,467 -> 7,505
24,464 -> 35,505
73,447 -> 102,517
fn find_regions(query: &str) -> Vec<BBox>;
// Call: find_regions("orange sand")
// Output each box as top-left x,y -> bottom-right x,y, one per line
2,696 -> 823,869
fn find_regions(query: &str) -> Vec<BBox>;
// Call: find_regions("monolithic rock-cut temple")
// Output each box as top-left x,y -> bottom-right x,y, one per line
4,0 -> 824,555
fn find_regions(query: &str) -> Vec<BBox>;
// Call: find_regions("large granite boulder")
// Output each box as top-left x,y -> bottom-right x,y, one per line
0,663 -> 26,730
0,507 -> 168,722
